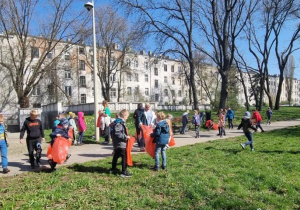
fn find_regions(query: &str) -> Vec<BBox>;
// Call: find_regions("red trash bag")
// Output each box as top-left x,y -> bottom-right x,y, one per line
169,135 -> 175,147
126,136 -> 135,166
213,123 -> 219,130
52,137 -> 72,164
47,144 -> 53,160
141,125 -> 153,140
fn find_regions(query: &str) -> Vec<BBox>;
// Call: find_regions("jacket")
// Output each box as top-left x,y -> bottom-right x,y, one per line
266,109 -> 273,118
145,109 -> 156,126
252,111 -> 262,123
238,117 -> 257,133
20,117 -> 44,139
151,120 -> 170,145
77,112 -> 86,132
111,118 -> 129,149
69,118 -> 77,132
226,110 -> 235,120
182,112 -> 189,124
0,123 -> 5,141
50,125 -> 70,139
133,108 -> 147,127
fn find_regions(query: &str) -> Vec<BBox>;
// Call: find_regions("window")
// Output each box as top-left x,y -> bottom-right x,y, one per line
164,64 -> 167,72
185,79 -> 188,85
135,87 -> 139,94
144,62 -> 149,70
32,86 -> 40,96
79,60 -> 85,70
145,74 -> 149,82
154,80 -> 158,88
178,78 -> 182,85
178,66 -> 182,72
110,58 -> 115,67
65,52 -> 70,60
31,47 -> 39,58
185,90 -> 188,97
154,67 -> 158,76
65,86 -> 72,96
134,73 -> 139,82
47,51 -> 53,59
127,73 -> 132,81
110,88 -> 116,98
32,103 -> 41,108
126,59 -> 131,67
171,90 -> 175,97
171,65 -> 174,72
80,76 -> 86,87
79,47 -> 85,55
80,94 -> 86,104
155,94 -> 159,101
48,84 -> 55,95
145,88 -> 149,96
164,89 -> 168,96
65,70 -> 71,79
164,76 -> 167,83
134,60 -> 138,68
178,90 -> 182,97
172,77 -> 175,85
127,87 -> 132,95
110,74 -> 116,82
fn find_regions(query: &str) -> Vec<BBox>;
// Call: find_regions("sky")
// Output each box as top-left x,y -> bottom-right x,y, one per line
84,0 -> 300,78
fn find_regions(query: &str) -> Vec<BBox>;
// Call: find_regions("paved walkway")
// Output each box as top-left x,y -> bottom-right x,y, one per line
1,120 -> 300,177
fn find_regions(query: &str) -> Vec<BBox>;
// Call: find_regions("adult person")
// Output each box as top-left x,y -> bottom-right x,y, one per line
102,100 -> 111,145
133,103 -> 147,151
144,103 -> 156,128
226,107 -> 235,129
252,109 -> 265,132
20,110 -> 45,169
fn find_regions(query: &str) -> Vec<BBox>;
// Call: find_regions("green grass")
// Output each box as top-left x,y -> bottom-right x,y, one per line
44,106 -> 300,144
1,125 -> 300,209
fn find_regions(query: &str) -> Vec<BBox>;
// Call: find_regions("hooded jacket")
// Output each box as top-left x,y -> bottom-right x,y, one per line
77,112 -> 87,132
111,118 -> 129,149
182,112 -> 189,124
20,117 -> 44,139
252,111 -> 262,123
133,108 -> 147,127
238,112 -> 257,133
151,120 -> 170,145
226,109 -> 235,120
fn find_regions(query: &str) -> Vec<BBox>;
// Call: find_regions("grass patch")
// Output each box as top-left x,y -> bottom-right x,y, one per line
1,126 -> 300,209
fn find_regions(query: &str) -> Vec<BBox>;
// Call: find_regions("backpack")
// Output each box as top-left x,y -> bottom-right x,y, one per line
193,115 -> 201,125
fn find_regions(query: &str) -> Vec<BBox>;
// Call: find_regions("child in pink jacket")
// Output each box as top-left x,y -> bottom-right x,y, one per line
77,112 -> 86,145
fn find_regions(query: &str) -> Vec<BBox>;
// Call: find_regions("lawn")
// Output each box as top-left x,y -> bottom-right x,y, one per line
44,106 -> 300,143
1,125 -> 300,209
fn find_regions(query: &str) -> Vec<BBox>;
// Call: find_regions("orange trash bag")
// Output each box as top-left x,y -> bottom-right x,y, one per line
47,144 -> 53,160
169,135 -> 175,147
68,127 -> 73,144
126,136 -> 135,166
51,136 -> 72,164
213,123 -> 219,130
141,125 -> 155,158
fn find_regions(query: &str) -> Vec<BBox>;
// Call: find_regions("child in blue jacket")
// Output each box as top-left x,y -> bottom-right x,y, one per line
151,112 -> 170,171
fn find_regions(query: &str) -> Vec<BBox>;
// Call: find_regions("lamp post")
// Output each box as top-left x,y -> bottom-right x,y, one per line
85,0 -> 99,142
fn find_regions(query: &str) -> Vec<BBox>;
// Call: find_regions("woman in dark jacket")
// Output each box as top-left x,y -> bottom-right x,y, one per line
133,103 -> 147,151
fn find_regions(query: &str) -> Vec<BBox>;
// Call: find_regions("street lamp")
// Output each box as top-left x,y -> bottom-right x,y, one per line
85,0 -> 99,142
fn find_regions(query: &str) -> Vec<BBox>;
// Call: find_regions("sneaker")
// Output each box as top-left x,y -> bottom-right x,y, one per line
154,167 -> 159,171
30,163 -> 35,169
162,166 -> 166,170
262,130 -> 265,132
3,168 -> 10,174
240,143 -> 245,149
120,171 -> 132,178
36,160 -> 41,168
251,149 -> 255,152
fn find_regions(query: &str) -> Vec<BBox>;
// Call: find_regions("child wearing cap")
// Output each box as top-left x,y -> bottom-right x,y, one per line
238,111 -> 257,151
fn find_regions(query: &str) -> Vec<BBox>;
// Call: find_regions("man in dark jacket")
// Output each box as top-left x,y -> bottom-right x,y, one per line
151,112 -> 170,171
238,111 -> 257,151
133,103 -> 147,151
111,109 -> 131,178
20,110 -> 45,169
180,110 -> 189,134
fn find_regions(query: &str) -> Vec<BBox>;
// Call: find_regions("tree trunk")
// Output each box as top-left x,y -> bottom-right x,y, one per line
274,72 -> 284,110
18,95 -> 30,108
219,73 -> 228,109
189,62 -> 198,109
258,72 -> 265,111
238,70 -> 249,111
264,86 -> 273,109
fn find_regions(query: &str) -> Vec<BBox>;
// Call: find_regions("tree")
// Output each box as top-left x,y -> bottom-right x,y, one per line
272,0 -> 300,110
0,0 -> 87,108
195,0 -> 258,109
285,55 -> 295,106
118,0 -> 199,109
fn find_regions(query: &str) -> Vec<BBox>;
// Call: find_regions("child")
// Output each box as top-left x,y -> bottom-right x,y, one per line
218,109 -> 225,137
77,112 -> 86,145
151,112 -> 170,171
252,109 -> 265,132
49,118 -> 72,171
226,107 -> 235,129
266,107 -> 273,125
165,114 -> 174,148
205,119 -> 214,131
238,111 -> 257,151
68,112 -> 77,144
0,114 -> 10,173
192,110 -> 201,138
110,109 -> 132,178
180,110 -> 189,134
101,111 -> 111,145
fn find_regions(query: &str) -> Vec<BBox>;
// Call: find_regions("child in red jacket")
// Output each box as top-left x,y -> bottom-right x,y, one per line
252,110 -> 265,132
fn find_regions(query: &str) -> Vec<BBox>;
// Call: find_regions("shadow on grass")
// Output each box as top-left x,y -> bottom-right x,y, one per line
77,153 -> 112,158
204,146 -> 243,154
259,150 -> 300,154
67,164 -> 111,174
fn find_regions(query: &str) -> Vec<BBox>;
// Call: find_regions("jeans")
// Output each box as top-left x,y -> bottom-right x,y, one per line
0,140 -> 8,168
181,123 -> 187,134
244,132 -> 253,149
195,125 -> 199,136
78,132 -> 84,144
228,119 -> 233,129
256,121 -> 264,132
155,144 -> 167,169
267,116 -> 272,124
